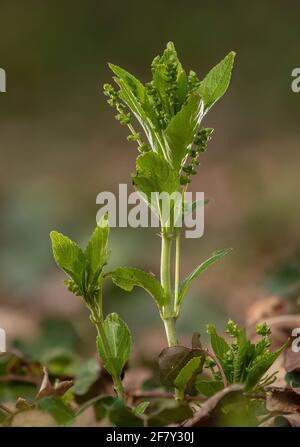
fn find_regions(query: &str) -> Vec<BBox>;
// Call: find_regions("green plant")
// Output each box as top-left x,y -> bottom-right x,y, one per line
199,320 -> 286,393
44,43 -> 289,421
50,215 -> 131,399
104,42 -> 235,349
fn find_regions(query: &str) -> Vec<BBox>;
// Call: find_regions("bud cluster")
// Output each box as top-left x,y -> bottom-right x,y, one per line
104,83 -> 149,153
180,128 -> 214,185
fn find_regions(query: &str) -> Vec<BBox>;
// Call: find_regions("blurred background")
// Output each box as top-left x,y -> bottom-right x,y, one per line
0,0 -> 300,359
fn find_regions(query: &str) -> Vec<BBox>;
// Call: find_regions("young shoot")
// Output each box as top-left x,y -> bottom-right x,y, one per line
105,42 -> 235,349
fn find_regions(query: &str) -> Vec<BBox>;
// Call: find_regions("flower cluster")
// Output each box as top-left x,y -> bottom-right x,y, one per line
180,128 -> 214,185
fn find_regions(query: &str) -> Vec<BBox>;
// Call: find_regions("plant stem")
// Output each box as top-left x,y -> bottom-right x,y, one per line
174,227 -> 181,316
160,229 -> 178,347
160,229 -> 173,305
163,317 -> 178,347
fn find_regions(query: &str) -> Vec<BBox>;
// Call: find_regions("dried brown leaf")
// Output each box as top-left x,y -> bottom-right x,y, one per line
183,384 -> 243,427
266,388 -> 300,413
37,367 -> 73,398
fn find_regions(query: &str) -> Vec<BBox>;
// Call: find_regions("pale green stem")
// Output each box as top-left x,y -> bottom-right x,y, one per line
160,228 -> 178,347
174,227 -> 181,316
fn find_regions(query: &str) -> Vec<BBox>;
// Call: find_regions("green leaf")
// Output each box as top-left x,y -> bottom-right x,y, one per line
109,63 -> 165,156
37,396 -> 75,426
232,329 -> 252,383
195,379 -> 224,397
106,267 -> 165,308
245,344 -> 286,391
178,248 -> 233,306
134,151 -> 179,195
207,324 -> 231,380
134,401 -> 150,416
85,215 -> 110,285
109,398 -> 143,427
50,231 -> 86,291
165,93 -> 204,171
96,313 -> 131,378
158,346 -> 204,387
73,358 -> 101,396
133,151 -> 179,221
176,69 -> 188,110
174,356 -> 202,396
197,51 -> 235,114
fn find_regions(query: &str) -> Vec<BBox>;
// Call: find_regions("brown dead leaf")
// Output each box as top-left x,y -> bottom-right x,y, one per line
37,367 -> 73,398
183,385 -> 243,427
284,347 -> 300,373
266,387 -> 300,413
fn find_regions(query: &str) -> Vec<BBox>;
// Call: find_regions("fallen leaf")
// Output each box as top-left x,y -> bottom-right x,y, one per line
37,367 -> 73,398
266,387 -> 300,413
183,384 -> 243,427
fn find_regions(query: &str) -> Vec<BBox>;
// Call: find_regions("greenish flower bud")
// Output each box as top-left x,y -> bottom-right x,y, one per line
256,322 -> 271,337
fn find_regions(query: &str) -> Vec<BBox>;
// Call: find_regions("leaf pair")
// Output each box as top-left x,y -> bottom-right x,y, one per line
106,249 -> 232,314
50,214 -> 109,299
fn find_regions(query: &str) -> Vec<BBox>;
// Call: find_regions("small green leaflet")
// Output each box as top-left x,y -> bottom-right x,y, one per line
158,345 -> 204,387
134,401 -> 150,416
73,358 -> 101,396
207,324 -> 231,380
232,328 -> 252,383
197,51 -> 236,114
106,267 -> 165,308
244,344 -> 286,391
178,248 -> 233,306
85,215 -> 110,285
50,231 -> 86,291
174,356 -> 202,396
133,151 -> 179,221
109,63 -> 165,156
96,313 -> 131,378
165,93 -> 204,171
